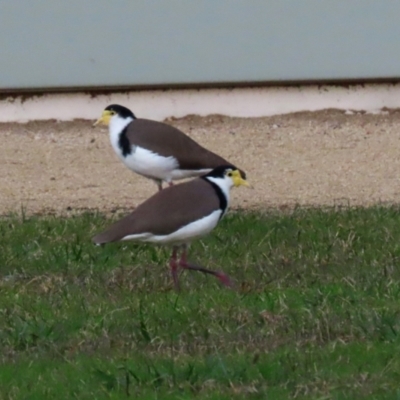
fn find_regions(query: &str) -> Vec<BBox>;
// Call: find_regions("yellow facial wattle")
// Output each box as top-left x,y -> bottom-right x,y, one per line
231,169 -> 250,187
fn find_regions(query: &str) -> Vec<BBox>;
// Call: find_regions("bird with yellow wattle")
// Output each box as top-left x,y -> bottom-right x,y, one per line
93,104 -> 246,191
92,165 -> 250,290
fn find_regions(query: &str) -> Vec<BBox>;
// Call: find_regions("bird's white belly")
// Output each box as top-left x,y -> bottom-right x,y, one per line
120,146 -> 179,181
121,209 -> 222,245
109,124 -> 211,182
170,168 -> 212,180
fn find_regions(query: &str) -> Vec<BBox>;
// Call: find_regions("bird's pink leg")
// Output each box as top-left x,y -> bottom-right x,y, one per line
168,181 -> 174,187
170,246 -> 180,290
178,245 -> 232,287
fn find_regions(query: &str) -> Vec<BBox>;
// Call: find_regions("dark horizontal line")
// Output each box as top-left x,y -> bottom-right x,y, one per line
1,77 -> 400,100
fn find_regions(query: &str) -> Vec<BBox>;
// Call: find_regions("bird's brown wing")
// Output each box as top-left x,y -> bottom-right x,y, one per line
92,179 -> 220,244
126,119 -> 233,170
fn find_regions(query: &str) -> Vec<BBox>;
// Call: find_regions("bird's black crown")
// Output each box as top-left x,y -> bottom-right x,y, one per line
204,165 -> 247,180
204,165 -> 238,179
105,104 -> 136,119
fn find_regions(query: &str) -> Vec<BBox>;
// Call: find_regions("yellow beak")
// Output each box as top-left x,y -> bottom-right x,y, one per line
93,110 -> 112,127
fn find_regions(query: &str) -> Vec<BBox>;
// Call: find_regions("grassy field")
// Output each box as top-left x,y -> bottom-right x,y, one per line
1,207 -> 400,399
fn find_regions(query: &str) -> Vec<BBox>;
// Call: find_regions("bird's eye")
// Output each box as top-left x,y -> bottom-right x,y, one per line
227,172 -> 232,177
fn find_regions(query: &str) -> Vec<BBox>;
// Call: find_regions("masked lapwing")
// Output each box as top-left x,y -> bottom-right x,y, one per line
92,165 -> 249,290
93,104 -> 246,191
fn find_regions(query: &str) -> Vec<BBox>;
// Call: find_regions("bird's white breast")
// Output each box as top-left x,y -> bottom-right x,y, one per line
109,117 -> 179,181
109,115 -> 133,152
123,147 -> 179,181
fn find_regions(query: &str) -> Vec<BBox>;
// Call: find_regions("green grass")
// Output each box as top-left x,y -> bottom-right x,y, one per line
1,207 -> 400,399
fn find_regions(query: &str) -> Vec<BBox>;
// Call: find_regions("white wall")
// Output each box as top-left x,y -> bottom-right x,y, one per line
1,83 -> 399,123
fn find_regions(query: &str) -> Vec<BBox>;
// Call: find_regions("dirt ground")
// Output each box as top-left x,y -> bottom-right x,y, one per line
2,109 -> 400,215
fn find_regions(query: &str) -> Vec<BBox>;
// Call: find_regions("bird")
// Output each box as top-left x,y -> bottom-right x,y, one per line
93,104 -> 246,191
92,165 -> 249,290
